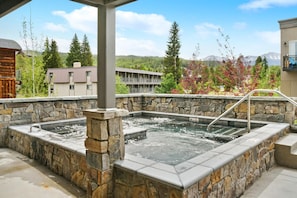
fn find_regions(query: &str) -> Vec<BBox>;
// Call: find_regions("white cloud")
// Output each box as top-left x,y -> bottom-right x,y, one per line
53,6 -> 97,34
239,0 -> 297,10
233,22 -> 247,30
116,11 -> 171,36
54,38 -> 71,52
255,30 -> 280,45
52,6 -> 171,37
116,36 -> 164,56
195,23 -> 221,38
45,23 -> 67,32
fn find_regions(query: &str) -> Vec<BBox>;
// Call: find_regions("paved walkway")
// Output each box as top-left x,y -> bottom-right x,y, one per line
241,166 -> 297,198
0,148 -> 86,198
1,148 -> 297,198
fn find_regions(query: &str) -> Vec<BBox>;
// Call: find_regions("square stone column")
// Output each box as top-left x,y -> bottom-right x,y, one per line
83,109 -> 128,198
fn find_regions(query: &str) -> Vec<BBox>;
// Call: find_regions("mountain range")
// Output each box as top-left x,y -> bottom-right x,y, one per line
202,52 -> 280,66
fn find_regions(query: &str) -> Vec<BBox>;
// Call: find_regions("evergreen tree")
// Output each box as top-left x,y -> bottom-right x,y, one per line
42,37 -> 51,70
260,56 -> 268,79
42,38 -> 63,70
163,21 -> 182,84
255,56 -> 262,66
66,33 -> 81,67
81,34 -> 93,66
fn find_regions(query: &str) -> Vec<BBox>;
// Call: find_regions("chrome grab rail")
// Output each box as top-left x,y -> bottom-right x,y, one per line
207,89 -> 297,132
29,123 -> 41,132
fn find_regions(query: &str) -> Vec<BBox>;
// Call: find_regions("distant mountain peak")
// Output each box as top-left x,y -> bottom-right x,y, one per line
202,52 -> 280,66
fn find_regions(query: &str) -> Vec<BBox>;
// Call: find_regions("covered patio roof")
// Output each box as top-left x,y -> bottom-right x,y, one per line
0,0 -> 136,18
0,0 -> 31,18
71,0 -> 136,7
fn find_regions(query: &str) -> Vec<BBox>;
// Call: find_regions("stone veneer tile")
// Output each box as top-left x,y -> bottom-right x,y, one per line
188,151 -> 218,165
114,159 -> 146,171
178,165 -> 212,188
138,167 -> 182,187
125,154 -> 156,166
223,144 -> 250,158
175,161 -> 196,173
151,163 -> 176,174
200,153 -> 234,170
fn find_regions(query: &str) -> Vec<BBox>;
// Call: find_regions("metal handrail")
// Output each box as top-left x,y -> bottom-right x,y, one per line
207,89 -> 297,132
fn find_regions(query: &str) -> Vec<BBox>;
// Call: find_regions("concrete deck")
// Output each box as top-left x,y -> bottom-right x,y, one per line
0,148 -> 86,198
241,166 -> 297,198
1,148 -> 297,198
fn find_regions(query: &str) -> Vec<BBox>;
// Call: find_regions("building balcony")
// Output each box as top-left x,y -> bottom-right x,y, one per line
283,55 -> 297,71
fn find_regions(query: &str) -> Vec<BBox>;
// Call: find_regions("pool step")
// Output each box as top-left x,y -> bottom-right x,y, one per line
221,128 -> 239,135
211,127 -> 230,134
275,133 -> 297,169
211,127 -> 245,136
123,127 -> 147,143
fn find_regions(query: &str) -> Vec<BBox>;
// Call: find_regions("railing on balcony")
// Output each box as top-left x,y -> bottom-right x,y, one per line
283,55 -> 297,71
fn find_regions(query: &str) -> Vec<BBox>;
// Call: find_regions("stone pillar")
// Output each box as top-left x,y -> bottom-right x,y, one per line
83,109 -> 128,198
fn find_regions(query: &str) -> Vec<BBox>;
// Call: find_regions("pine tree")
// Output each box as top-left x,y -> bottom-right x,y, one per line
42,37 -> 63,70
42,37 -> 51,70
255,56 -> 262,66
49,39 -> 63,68
81,34 -> 93,66
66,33 -> 81,67
163,21 -> 182,84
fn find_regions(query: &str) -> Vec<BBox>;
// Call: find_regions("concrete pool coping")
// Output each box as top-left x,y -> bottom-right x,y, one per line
8,112 -> 290,190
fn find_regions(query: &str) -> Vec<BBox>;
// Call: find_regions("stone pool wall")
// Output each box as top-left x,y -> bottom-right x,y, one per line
6,126 -> 88,190
1,94 -> 296,146
113,123 -> 290,198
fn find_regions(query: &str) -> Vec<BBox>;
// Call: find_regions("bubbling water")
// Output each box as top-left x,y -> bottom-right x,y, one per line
46,116 -> 240,165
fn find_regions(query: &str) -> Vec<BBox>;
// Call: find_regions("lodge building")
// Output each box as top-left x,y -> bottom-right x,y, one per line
47,63 -> 162,96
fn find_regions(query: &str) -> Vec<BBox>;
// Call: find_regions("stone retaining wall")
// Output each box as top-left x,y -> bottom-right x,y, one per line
1,94 -> 296,147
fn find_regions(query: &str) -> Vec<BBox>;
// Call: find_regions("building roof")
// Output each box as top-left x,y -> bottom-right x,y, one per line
0,38 -> 22,51
279,17 -> 297,29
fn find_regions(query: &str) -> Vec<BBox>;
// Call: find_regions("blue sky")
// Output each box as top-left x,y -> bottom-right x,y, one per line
1,0 -> 297,59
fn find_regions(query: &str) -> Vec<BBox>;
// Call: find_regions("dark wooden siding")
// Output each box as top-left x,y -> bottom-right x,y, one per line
0,48 -> 16,98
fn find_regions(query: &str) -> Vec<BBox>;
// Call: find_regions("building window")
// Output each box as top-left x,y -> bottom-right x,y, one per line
87,84 -> 92,90
50,85 -> 54,94
69,85 -> 75,90
289,40 -> 297,56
